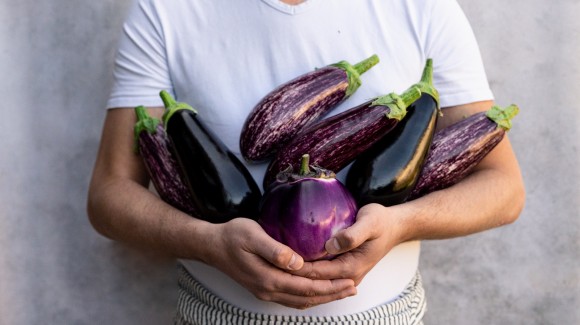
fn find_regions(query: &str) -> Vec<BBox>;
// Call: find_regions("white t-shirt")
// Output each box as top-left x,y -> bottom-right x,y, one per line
107,0 -> 493,317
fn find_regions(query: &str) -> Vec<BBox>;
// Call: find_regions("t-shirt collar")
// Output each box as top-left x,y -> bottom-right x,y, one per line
260,0 -> 317,15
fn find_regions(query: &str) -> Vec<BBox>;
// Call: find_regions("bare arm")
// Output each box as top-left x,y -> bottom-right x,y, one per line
87,107 -> 206,257
87,107 -> 356,308
395,100 -> 525,240
297,100 -> 526,284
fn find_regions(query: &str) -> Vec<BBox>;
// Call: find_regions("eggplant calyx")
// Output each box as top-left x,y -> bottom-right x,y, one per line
371,86 -> 421,121
485,104 -> 519,131
159,90 -> 199,126
331,54 -> 380,98
133,105 -> 160,153
413,58 -> 441,115
276,154 -> 336,183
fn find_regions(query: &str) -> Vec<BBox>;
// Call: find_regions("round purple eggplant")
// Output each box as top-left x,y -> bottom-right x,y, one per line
258,154 -> 358,261
240,54 -> 380,162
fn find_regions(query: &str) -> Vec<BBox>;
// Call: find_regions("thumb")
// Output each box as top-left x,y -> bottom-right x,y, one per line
325,215 -> 375,255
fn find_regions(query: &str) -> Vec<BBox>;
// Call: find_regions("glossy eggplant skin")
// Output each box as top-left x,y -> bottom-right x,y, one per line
408,104 -> 519,200
262,87 -> 420,189
346,95 -> 439,207
160,91 -> 262,224
240,55 -> 380,163
259,175 -> 357,261
259,156 -> 357,261
134,106 -> 197,216
166,111 -> 262,223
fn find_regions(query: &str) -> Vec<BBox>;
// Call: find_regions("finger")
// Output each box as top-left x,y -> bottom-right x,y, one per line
249,227 -> 305,271
265,274 -> 356,305
278,275 -> 355,297
266,282 -> 357,309
247,257 -> 356,306
292,256 -> 354,281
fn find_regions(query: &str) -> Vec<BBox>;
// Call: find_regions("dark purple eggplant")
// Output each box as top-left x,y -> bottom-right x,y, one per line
259,154 -> 358,261
133,106 -> 198,215
240,54 -> 380,162
408,104 -> 520,200
262,86 -> 421,188
346,59 -> 440,207
160,91 -> 262,223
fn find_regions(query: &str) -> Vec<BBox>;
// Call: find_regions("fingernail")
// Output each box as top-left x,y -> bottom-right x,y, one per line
325,238 -> 341,254
350,287 -> 358,296
332,238 -> 341,251
288,254 -> 300,270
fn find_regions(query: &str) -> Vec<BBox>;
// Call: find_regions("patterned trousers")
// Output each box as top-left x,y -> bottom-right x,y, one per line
174,264 -> 426,325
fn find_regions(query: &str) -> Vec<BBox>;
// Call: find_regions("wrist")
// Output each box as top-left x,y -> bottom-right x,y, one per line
382,203 -> 421,244
170,215 -> 217,263
357,203 -> 414,248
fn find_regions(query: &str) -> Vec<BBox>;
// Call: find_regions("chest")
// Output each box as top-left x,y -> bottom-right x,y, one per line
161,0 -> 426,153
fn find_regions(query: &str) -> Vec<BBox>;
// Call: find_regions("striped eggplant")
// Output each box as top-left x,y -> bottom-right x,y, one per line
161,91 -> 262,223
346,59 -> 440,207
263,86 -> 422,189
133,106 -> 197,216
408,104 -> 520,200
240,54 -> 380,162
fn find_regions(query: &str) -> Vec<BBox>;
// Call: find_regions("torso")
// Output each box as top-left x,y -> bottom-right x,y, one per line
110,0 -> 493,316
165,0 -> 425,315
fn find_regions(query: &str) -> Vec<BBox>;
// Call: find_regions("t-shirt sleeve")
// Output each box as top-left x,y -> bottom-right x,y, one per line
106,0 -> 173,109
424,0 -> 494,108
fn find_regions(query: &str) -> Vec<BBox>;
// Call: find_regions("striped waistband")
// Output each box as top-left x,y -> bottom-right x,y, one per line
174,263 -> 426,325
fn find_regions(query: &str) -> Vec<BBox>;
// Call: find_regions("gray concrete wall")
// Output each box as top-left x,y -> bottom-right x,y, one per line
0,0 -> 577,324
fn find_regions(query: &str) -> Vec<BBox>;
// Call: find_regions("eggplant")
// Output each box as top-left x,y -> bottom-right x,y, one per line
160,91 -> 262,223
262,86 -> 421,188
259,154 -> 358,261
345,59 -> 440,207
240,54 -> 380,162
133,106 -> 198,215
408,104 -> 520,200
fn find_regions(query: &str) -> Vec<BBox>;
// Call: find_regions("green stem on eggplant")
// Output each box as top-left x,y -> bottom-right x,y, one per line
413,58 -> 441,114
486,104 -> 519,130
299,154 -> 311,175
133,105 -> 160,153
370,85 -> 422,121
353,54 -> 380,75
160,90 -> 198,125
332,54 -> 380,97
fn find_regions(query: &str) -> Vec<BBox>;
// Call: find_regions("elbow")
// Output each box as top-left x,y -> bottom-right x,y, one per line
86,187 -> 115,240
500,178 -> 526,226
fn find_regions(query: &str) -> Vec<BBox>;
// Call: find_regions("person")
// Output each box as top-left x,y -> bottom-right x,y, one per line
87,0 -> 525,323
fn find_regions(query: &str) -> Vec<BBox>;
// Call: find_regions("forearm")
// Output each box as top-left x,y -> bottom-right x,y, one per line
88,169 -> 359,309
311,125 -> 525,288
87,106 -> 359,308
393,137 -> 525,242
311,101 -> 526,285
86,107 -> 214,262
87,176 -> 213,261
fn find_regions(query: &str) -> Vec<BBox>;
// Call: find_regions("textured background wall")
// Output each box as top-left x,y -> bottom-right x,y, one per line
0,0 -> 577,324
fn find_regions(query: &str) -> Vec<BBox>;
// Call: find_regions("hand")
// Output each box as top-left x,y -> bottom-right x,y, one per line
294,203 -> 404,286
204,217 -> 357,309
